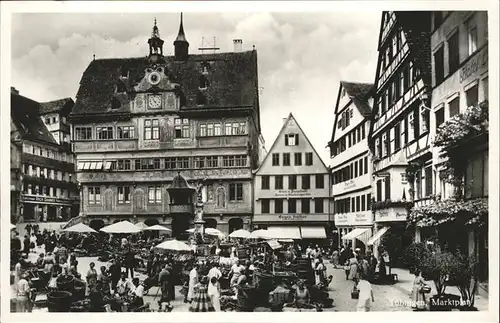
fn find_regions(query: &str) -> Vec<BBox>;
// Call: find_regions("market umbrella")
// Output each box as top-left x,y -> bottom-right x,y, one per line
100,220 -> 142,234
205,228 -> 225,237
62,223 -> 97,233
145,224 -> 172,232
247,229 -> 269,240
135,222 -> 149,230
228,229 -> 250,239
155,239 -> 193,252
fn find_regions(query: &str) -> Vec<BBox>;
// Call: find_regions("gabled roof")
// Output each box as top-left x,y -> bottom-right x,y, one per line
71,50 -> 258,116
256,113 -> 329,173
39,98 -> 74,115
11,93 -> 58,145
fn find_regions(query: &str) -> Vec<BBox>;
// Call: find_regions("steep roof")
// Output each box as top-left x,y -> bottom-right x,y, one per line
256,113 -> 329,173
39,98 -> 74,115
340,81 -> 373,101
11,93 -> 58,145
328,81 -> 374,147
71,50 -> 258,116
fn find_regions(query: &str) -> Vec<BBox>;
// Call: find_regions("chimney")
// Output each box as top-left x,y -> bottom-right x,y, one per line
233,39 -> 243,52
11,87 -> 19,94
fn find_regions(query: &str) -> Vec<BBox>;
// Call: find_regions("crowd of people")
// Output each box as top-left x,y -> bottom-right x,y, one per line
12,223 -> 431,313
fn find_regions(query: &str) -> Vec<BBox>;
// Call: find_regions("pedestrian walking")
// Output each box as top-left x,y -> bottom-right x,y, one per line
355,274 -> 374,312
16,273 -> 32,312
348,253 -> 359,281
331,249 -> 339,268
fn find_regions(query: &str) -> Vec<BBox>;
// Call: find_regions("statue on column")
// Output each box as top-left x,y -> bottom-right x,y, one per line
192,178 -> 208,245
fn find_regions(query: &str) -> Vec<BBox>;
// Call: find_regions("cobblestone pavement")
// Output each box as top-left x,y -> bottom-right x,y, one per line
323,262 -> 413,312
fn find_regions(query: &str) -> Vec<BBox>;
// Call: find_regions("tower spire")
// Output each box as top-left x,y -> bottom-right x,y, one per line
174,12 -> 189,61
175,12 -> 187,42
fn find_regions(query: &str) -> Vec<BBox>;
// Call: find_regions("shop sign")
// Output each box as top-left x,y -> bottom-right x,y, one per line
375,208 -> 407,222
460,46 -> 488,83
334,214 -> 349,225
277,214 -> 308,221
344,179 -> 356,190
275,189 -> 311,197
354,212 -> 371,224
21,195 -> 71,205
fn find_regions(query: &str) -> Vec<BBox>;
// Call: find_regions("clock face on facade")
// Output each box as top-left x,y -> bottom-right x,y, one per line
148,71 -> 161,85
148,95 -> 162,109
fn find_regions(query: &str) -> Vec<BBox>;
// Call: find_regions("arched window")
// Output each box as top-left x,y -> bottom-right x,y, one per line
216,187 -> 226,208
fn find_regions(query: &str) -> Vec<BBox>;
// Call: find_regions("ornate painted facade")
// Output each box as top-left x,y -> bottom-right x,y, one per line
69,16 -> 261,235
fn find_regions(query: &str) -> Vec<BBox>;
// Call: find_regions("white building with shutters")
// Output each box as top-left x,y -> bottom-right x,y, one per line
328,81 -> 374,249
253,113 -> 331,244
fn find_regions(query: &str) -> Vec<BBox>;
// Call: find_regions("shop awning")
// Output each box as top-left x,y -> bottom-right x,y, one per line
341,228 -> 371,244
267,240 -> 282,250
300,226 -> 326,239
367,227 -> 390,245
267,226 -> 302,240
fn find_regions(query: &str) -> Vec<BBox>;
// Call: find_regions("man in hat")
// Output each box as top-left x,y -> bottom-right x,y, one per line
109,258 -> 122,291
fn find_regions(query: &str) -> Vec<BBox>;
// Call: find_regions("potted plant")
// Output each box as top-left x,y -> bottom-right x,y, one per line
420,250 -> 462,311
403,242 -> 431,274
454,253 -> 479,311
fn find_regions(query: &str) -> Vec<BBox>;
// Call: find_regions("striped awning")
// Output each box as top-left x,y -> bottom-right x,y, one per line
300,226 -> 326,239
341,228 -> 371,244
367,227 -> 390,245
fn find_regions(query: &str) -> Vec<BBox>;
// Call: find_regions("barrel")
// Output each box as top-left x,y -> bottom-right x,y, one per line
56,275 -> 75,293
47,291 -> 73,312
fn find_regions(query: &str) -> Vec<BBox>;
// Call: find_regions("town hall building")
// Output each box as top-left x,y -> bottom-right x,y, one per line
69,15 -> 262,237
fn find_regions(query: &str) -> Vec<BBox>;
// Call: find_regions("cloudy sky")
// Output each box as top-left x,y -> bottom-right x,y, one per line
12,12 -> 381,165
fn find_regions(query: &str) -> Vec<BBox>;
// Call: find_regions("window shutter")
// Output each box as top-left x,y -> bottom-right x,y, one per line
295,134 -> 299,145
285,135 -> 289,146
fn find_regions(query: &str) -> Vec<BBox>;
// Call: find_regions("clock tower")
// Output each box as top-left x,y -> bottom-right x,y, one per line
147,18 -> 164,64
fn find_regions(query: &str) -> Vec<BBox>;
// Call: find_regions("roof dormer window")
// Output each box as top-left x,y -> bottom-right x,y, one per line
199,75 -> 209,90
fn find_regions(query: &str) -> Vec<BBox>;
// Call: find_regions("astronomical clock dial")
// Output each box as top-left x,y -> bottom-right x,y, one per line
148,71 -> 161,85
148,95 -> 162,109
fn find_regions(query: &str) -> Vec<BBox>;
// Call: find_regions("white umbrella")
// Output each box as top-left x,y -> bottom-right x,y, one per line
145,224 -> 172,232
135,222 -> 149,230
247,229 -> 270,240
100,220 -> 142,234
11,224 -> 16,230
205,228 -> 226,237
229,229 -> 251,239
155,239 -> 193,252
62,223 -> 97,233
